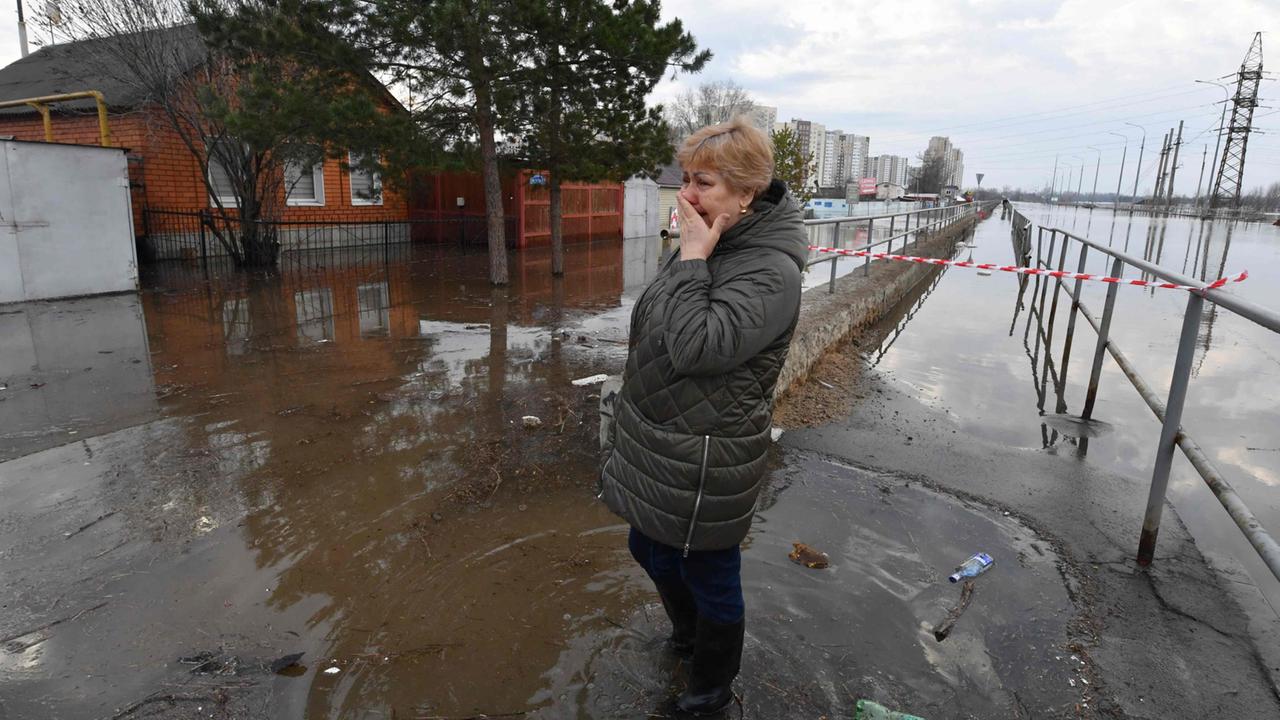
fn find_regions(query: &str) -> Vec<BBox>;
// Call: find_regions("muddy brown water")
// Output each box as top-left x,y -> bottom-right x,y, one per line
2,237 -> 1076,718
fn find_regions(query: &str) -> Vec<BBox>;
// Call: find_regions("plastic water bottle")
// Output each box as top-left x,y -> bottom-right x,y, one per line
948,552 -> 994,583
854,699 -> 926,720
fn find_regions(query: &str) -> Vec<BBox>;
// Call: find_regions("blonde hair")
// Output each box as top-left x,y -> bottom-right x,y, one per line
676,116 -> 774,199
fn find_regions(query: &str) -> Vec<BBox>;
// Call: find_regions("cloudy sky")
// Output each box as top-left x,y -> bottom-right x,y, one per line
653,0 -> 1280,195
0,1 -> 1274,195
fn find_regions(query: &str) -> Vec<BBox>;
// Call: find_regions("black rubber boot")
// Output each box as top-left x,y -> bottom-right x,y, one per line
676,616 -> 744,716
653,578 -> 697,658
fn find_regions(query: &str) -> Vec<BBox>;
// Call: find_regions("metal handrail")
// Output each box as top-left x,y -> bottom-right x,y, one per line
803,203 -> 958,227
1024,217 -> 1280,582
1052,228 -> 1280,333
804,204 -> 978,292
660,203 -> 985,294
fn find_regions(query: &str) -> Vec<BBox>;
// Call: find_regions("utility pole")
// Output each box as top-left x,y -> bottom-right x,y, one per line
1088,145 -> 1101,203
1152,131 -> 1170,204
1194,145 -> 1208,211
1050,154 -> 1058,203
1210,32 -> 1264,211
1164,120 -> 1184,209
1109,131 -> 1128,211
1196,79 -> 1232,208
1126,122 -> 1146,209
16,1 -> 29,57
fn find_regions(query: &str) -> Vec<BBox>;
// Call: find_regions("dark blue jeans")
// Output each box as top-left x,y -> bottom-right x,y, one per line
628,527 -> 744,625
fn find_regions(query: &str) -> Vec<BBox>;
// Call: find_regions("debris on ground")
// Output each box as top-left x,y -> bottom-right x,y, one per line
932,579 -> 976,642
788,542 -> 830,569
855,698 -> 927,720
269,653 -> 306,676
571,374 -> 610,386
948,552 -> 994,583
522,415 -> 542,429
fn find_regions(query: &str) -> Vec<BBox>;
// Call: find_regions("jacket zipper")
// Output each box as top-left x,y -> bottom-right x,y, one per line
683,435 -> 711,558
596,454 -> 610,499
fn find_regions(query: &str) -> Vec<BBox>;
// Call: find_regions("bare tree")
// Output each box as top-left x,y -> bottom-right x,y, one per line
1240,182 -> 1280,213
664,80 -> 756,142
58,0 -> 380,267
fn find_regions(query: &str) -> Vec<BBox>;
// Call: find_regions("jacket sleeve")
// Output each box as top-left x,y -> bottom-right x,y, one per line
659,253 -> 802,377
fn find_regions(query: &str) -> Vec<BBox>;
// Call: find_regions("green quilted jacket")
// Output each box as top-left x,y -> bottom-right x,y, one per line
600,179 -> 808,552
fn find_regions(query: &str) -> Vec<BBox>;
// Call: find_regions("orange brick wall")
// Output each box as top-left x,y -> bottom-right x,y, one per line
0,107 -> 407,233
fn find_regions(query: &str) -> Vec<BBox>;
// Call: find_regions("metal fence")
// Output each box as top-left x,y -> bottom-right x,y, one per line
803,203 -> 985,292
139,208 -> 512,266
1010,207 -> 1280,581
660,203 -> 985,294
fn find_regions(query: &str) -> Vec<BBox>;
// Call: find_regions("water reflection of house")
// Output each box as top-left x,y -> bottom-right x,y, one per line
144,241 -> 628,376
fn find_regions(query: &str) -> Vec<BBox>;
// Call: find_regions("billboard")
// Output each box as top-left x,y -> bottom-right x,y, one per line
858,177 -> 878,196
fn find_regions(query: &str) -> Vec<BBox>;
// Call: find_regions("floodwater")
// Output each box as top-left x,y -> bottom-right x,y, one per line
1,234 -> 1079,718
866,204 -> 1280,616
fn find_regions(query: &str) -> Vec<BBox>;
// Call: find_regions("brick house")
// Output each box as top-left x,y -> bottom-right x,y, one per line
0,25 -> 408,241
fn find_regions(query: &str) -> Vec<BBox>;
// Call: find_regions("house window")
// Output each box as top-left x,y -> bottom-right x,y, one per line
348,152 -> 383,206
207,139 -> 241,206
286,162 -> 325,206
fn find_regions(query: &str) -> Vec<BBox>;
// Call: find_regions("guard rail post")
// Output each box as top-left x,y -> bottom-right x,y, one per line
1137,290 -> 1205,566
1082,256 -> 1124,420
1057,242 -> 1092,405
865,218 -> 874,276
828,220 -> 840,293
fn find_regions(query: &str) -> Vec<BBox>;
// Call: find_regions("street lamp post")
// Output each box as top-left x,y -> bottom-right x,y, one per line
1124,122 -> 1146,209
1196,79 -> 1231,206
1108,132 -> 1128,212
1087,145 -> 1102,204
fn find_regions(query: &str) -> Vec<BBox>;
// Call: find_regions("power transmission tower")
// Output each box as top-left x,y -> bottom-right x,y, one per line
1210,32 -> 1263,211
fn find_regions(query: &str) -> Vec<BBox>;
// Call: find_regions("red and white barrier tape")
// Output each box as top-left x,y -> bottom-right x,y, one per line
808,245 -> 1249,291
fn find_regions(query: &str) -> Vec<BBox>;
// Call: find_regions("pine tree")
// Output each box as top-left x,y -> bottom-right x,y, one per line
510,0 -> 708,275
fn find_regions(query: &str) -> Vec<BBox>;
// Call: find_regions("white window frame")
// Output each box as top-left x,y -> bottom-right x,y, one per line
347,151 -> 383,206
285,161 -> 326,207
206,139 -> 241,207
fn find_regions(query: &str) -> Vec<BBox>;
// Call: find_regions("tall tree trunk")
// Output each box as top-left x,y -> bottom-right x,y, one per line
476,94 -> 509,286
548,53 -> 564,277
549,160 -> 564,277
238,195 -> 277,269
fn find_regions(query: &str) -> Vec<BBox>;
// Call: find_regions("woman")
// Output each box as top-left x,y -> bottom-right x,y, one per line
598,117 -> 807,715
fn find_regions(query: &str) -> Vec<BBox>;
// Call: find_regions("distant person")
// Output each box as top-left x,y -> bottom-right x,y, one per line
598,117 -> 807,715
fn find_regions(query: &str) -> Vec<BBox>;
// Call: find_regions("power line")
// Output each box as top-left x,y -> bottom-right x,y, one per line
866,82 -> 1209,147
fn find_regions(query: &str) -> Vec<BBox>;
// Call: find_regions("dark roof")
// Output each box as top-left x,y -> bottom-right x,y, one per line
655,161 -> 682,187
0,24 -> 205,115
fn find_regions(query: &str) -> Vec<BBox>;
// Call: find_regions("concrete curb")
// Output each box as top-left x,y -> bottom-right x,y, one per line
777,214 -> 981,399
